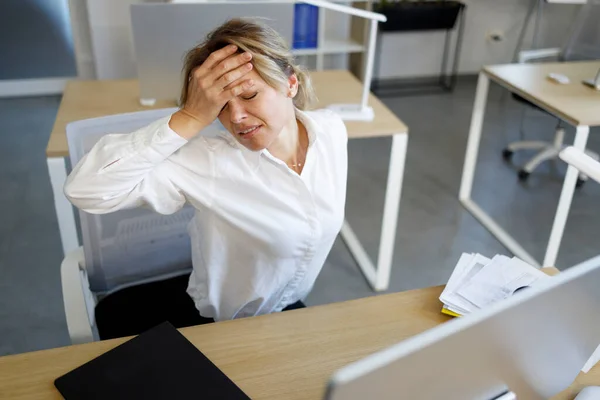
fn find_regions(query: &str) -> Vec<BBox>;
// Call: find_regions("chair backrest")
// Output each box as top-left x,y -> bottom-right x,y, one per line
562,0 -> 600,61
66,108 -> 205,294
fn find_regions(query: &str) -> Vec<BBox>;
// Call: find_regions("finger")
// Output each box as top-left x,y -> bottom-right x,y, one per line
223,79 -> 255,101
192,44 -> 238,79
217,61 -> 253,90
210,52 -> 252,83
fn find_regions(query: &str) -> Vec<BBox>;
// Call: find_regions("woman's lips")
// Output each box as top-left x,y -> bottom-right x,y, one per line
238,125 -> 262,139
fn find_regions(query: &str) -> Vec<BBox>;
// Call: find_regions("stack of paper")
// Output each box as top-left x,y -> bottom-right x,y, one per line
439,253 -> 550,317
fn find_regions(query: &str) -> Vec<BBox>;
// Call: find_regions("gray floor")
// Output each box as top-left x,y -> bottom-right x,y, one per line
1,77 -> 599,356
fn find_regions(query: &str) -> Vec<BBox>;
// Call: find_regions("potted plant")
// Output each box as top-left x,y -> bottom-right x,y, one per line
374,0 -> 465,32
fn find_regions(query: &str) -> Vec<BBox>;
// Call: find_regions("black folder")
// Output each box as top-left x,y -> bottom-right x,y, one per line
54,321 -> 251,399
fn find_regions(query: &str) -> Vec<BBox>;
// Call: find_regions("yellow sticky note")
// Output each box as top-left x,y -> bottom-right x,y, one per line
441,307 -> 462,318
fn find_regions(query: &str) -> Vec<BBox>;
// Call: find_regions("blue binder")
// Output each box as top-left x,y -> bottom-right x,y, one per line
293,3 -> 319,49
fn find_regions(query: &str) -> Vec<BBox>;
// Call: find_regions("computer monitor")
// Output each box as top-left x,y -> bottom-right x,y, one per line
325,257 -> 600,400
130,2 -> 295,106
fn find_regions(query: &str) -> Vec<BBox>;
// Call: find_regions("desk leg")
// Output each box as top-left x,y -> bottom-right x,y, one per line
459,72 -> 489,201
341,132 -> 408,291
48,157 -> 79,256
543,125 -> 589,267
459,72 -> 539,267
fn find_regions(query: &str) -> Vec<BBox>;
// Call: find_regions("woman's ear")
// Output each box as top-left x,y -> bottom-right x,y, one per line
287,73 -> 299,98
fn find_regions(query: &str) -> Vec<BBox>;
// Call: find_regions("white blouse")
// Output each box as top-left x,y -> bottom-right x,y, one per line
64,108 -> 348,321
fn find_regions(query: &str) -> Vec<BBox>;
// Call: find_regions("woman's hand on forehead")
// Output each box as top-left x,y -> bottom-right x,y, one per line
186,45 -> 255,118
170,44 -> 256,139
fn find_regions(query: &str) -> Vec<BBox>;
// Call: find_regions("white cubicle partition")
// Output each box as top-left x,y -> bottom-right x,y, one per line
131,2 -> 295,104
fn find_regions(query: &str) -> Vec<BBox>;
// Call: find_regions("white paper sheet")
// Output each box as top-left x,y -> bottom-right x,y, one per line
440,253 -> 491,314
457,257 -> 549,309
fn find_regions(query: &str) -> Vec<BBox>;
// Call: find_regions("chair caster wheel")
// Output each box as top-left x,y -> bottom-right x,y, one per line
518,170 -> 530,181
502,149 -> 513,161
576,178 -> 586,188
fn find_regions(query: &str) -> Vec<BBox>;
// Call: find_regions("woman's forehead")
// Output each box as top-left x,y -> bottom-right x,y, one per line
247,69 -> 268,84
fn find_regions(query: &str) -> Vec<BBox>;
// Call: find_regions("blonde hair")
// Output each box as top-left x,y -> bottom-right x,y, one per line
180,18 -> 316,110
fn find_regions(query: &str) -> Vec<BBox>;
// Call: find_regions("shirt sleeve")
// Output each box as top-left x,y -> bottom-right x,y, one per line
64,115 -> 191,215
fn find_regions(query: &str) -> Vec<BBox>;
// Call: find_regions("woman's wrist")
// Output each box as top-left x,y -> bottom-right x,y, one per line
169,109 -> 210,140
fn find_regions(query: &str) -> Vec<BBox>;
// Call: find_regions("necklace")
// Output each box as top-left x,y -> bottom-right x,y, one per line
286,121 -> 309,172
287,159 -> 304,172
287,138 -> 307,171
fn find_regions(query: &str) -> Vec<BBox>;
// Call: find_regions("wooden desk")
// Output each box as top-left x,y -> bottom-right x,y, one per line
484,62 -> 600,127
0,280 -> 597,400
46,70 -> 408,292
47,70 -> 407,158
459,61 -> 600,269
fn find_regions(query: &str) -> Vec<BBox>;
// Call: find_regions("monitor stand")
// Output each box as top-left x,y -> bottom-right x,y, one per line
582,68 -> 600,90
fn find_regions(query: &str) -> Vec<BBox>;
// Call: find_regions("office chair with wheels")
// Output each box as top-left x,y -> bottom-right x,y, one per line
61,108 -> 204,344
503,0 -> 600,184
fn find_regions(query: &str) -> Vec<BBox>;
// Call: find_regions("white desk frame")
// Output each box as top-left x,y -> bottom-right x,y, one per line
459,71 -> 590,268
341,133 -> 408,291
48,133 -> 408,292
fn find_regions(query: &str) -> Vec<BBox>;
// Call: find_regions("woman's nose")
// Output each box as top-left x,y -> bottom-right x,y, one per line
229,103 -> 247,124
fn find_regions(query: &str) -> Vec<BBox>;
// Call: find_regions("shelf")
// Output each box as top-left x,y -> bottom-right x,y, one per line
322,38 -> 365,54
291,38 -> 365,56
291,47 -> 319,56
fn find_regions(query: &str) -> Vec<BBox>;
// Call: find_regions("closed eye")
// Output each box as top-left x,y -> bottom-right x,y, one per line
242,92 -> 257,101
220,92 -> 257,114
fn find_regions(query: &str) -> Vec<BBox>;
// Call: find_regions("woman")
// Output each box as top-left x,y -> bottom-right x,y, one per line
64,19 -> 348,328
